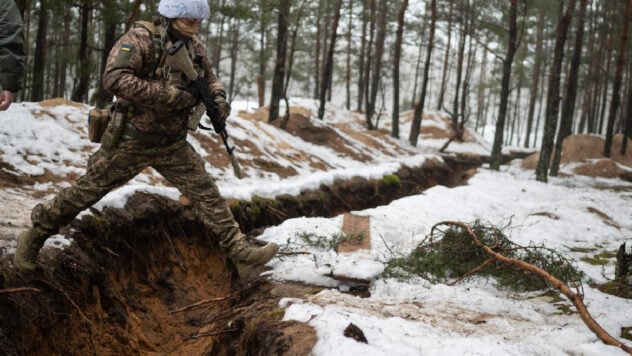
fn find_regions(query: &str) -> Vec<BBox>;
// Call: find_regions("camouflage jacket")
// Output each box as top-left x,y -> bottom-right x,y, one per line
0,0 -> 25,93
103,24 -> 224,135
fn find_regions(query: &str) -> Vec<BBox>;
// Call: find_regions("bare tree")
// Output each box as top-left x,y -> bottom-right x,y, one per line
391,0 -> 409,139
436,1 -> 454,111
365,0 -> 387,130
524,6 -> 545,148
550,0 -> 589,176
317,0 -> 343,120
268,0 -> 290,123
490,0 -> 521,171
604,0 -> 631,157
409,0 -> 437,147
30,0 -> 49,101
536,0 -> 576,182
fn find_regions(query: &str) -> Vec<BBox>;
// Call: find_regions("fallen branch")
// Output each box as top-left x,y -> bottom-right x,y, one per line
0,287 -> 40,295
435,221 -> 632,354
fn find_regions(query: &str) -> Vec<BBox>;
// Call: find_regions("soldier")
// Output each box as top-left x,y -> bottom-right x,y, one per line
0,0 -> 25,111
14,0 -> 278,277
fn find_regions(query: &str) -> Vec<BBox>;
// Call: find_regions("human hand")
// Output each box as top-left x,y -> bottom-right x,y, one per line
166,86 -> 197,109
213,94 -> 231,122
0,91 -> 15,111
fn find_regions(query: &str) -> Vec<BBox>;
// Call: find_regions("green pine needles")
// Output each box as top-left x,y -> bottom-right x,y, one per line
385,220 -> 585,292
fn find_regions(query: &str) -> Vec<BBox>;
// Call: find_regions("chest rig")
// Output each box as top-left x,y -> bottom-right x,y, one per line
134,19 -> 203,86
134,18 -> 207,130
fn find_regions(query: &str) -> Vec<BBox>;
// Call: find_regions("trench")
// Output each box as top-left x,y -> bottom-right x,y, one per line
0,156 -> 480,355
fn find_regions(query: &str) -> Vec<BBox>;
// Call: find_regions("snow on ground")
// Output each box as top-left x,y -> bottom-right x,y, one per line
1,99 -> 631,355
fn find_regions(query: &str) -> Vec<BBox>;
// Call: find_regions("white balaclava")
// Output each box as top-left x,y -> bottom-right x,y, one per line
157,0 -> 210,20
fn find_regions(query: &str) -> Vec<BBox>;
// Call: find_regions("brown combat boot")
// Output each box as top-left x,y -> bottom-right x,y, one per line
14,227 -> 49,271
229,241 -> 279,279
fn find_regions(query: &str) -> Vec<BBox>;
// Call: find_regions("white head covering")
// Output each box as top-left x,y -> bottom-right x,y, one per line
158,0 -> 210,20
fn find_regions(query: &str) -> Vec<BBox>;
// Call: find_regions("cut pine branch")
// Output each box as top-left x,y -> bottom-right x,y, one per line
434,221 -> 632,354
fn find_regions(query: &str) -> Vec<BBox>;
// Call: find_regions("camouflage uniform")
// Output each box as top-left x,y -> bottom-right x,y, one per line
16,20 -> 277,275
0,0 -> 25,94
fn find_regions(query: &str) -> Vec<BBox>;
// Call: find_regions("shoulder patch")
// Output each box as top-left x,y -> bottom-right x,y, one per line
113,43 -> 135,69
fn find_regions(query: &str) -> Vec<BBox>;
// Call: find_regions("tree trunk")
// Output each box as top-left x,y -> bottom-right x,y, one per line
489,0 -> 519,170
365,0 -> 386,130
313,0 -> 323,99
125,0 -> 143,32
622,72 -> 632,155
551,0 -> 589,176
604,0 -> 631,157
409,0 -> 436,147
356,0 -> 368,112
363,0 -> 376,124
95,0 -> 117,106
318,0 -> 343,120
391,0 -> 409,138
283,3 -> 304,101
474,48 -> 488,132
345,0 -> 353,111
228,18 -> 241,100
30,0 -> 49,102
451,3 -> 467,136
212,0 -> 225,75
257,3 -> 267,108
71,0 -> 91,103
524,8 -> 545,148
268,0 -> 290,123
436,1 -> 454,111
535,0 -> 575,182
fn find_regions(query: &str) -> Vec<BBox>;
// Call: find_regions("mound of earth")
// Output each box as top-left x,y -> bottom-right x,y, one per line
521,134 -> 632,180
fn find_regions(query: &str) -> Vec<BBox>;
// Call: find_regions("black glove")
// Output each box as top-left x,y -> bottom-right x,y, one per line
184,81 -> 201,102
213,92 -> 231,122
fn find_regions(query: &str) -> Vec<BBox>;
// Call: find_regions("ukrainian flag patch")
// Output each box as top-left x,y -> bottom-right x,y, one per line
121,44 -> 132,52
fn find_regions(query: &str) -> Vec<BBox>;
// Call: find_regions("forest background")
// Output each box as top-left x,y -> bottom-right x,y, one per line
9,0 -> 632,183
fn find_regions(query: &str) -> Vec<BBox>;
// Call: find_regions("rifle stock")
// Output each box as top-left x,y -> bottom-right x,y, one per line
168,41 -> 244,179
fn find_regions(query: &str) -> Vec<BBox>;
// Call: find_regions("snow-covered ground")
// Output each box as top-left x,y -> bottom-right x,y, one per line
1,98 -> 631,355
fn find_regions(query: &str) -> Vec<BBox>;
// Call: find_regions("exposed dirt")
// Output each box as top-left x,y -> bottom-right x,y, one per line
0,193 -> 320,355
521,134 -> 632,181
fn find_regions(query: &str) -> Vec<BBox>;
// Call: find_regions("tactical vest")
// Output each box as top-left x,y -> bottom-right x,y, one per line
134,20 -> 203,84
134,19 -> 206,130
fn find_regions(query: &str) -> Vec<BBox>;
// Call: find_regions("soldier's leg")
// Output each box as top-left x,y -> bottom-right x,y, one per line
15,146 -> 147,271
154,142 -> 278,268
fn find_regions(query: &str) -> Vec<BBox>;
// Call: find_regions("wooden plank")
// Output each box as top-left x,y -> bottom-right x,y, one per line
337,213 -> 371,253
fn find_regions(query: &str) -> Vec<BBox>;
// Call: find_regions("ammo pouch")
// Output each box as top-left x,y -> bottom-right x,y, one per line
88,104 -> 113,143
98,101 -> 131,149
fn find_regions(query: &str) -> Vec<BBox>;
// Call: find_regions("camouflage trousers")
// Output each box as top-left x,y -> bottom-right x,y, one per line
31,137 -> 243,251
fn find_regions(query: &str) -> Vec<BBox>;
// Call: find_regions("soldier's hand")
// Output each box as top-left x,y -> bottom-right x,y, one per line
166,86 -> 197,109
213,94 -> 231,122
0,91 -> 14,111
184,81 -> 201,102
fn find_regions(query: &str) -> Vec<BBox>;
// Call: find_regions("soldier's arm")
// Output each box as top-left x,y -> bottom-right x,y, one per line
103,27 -> 195,110
0,0 -> 25,94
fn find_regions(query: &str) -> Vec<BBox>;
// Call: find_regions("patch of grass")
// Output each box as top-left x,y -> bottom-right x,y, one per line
593,281 -> 632,299
381,174 -> 401,188
568,247 -> 597,253
580,251 -> 617,266
294,231 -> 365,252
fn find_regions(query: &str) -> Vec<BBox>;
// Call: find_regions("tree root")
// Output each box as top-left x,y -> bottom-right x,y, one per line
0,287 -> 40,295
434,221 -> 632,354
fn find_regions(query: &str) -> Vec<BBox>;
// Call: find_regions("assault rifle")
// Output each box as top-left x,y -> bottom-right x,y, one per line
167,40 -> 244,179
